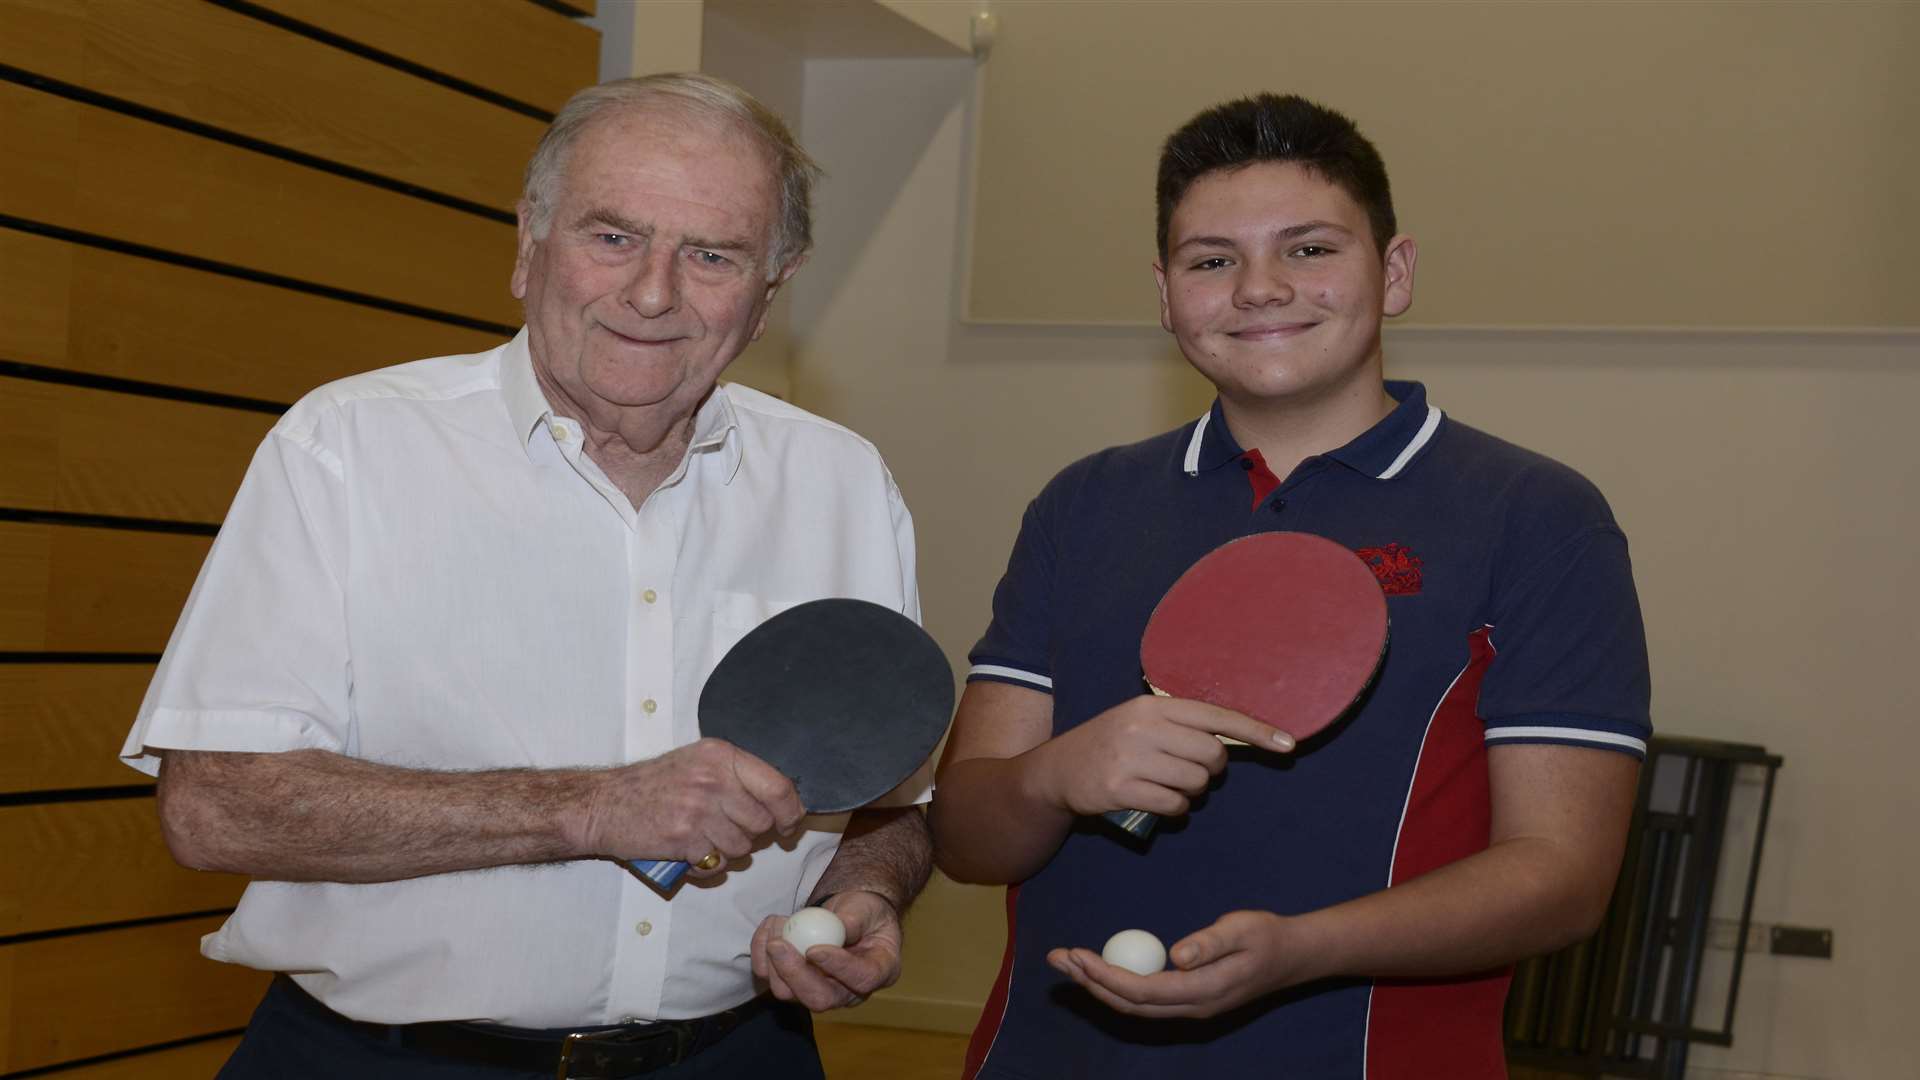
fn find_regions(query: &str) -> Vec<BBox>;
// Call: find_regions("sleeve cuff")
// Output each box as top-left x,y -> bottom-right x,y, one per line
1484,715 -> 1649,759
965,663 -> 1054,693
120,707 -> 345,776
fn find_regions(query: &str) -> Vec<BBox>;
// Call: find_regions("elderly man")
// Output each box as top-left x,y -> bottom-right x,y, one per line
122,74 -> 931,1079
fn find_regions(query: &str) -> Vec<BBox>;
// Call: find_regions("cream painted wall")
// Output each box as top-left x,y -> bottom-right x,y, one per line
788,50 -> 1919,1080
876,0 -> 976,54
965,0 -> 1920,330
592,0 -> 703,80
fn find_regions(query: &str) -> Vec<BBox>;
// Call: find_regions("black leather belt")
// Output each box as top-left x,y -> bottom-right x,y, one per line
276,975 -> 766,1078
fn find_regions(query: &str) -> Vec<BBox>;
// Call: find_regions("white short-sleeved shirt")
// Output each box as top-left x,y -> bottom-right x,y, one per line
121,330 -> 926,1026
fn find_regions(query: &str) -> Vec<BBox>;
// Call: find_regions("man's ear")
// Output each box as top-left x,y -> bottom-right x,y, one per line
1381,234 -> 1417,318
766,252 -> 807,300
510,202 -> 539,300
751,254 -> 808,341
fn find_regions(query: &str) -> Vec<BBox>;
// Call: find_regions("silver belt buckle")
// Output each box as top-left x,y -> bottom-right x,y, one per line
555,1022 -> 691,1079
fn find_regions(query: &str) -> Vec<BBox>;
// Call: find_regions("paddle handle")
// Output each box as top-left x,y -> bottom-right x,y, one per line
1102,807 -> 1160,837
630,858 -> 690,889
1104,685 -> 1249,838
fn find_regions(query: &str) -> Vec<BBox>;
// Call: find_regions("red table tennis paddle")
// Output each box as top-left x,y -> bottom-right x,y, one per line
631,598 -> 954,889
1105,531 -> 1389,838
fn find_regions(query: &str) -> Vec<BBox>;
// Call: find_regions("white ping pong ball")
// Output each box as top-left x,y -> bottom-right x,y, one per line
782,906 -> 846,953
1101,929 -> 1167,975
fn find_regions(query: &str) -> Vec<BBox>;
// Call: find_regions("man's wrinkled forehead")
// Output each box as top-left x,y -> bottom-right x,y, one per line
573,102 -> 776,185
560,106 -> 778,228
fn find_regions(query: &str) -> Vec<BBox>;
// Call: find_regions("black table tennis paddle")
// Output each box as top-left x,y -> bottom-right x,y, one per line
631,598 -> 954,888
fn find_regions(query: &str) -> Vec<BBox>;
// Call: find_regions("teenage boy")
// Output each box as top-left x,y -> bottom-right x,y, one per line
931,93 -> 1650,1079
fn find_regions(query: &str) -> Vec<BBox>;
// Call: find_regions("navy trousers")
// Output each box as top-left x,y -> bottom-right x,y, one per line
217,978 -> 827,1079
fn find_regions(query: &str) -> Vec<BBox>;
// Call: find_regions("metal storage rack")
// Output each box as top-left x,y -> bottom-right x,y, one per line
1505,735 -> 1785,1078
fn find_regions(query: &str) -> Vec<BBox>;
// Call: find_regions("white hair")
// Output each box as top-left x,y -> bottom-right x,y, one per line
521,73 -> 823,279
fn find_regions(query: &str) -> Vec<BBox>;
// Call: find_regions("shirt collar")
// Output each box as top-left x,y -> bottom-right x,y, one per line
691,385 -> 744,484
1180,380 -> 1444,481
500,328 -> 554,456
1329,381 -> 1444,479
1182,399 -> 1245,475
501,328 -> 744,484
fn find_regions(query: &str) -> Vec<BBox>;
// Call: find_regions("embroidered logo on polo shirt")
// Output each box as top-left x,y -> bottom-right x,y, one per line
1357,542 -> 1423,595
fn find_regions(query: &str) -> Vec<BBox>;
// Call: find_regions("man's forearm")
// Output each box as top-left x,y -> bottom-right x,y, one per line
157,748 -> 593,882
1284,835 -> 1620,986
927,756 -> 1077,886
810,806 -> 933,912
1268,744 -> 1639,987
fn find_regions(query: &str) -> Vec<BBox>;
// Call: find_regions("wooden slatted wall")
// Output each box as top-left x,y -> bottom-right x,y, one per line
0,0 -> 596,1073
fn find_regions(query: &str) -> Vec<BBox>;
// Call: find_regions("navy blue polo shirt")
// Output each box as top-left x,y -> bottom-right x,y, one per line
960,382 -> 1650,1080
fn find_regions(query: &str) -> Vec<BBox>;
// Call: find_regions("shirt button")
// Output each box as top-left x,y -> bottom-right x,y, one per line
552,424 -> 569,441
635,921 -> 652,937
642,589 -> 658,604
642,699 -> 658,714
1271,499 -> 1287,513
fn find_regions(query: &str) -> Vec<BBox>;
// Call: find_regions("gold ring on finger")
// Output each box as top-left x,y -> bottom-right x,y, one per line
694,850 -> 724,871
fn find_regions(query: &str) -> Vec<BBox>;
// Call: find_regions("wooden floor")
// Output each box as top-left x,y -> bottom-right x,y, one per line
816,1023 -> 970,1080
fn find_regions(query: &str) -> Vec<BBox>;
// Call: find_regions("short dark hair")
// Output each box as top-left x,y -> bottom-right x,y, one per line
1156,94 -> 1396,259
